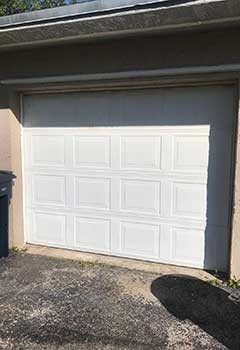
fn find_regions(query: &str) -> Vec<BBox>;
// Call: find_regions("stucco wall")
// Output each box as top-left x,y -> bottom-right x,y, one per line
0,27 -> 240,276
0,88 -> 10,170
0,88 -> 24,247
9,92 -> 24,246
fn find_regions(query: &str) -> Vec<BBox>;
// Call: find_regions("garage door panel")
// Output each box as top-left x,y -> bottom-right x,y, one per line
120,221 -> 160,258
27,205 -> 209,227
27,207 -> 212,267
23,86 -> 235,271
173,134 -> 209,173
33,211 -> 66,246
204,226 -> 230,271
171,181 -> 207,220
171,226 -> 205,267
32,135 -> 66,167
121,136 -> 162,170
24,87 -> 235,129
120,179 -> 161,216
74,136 -> 111,168
32,174 -> 66,207
74,216 -> 110,253
74,176 -> 111,210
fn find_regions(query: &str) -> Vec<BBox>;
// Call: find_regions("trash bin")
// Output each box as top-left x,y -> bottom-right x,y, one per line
0,171 -> 16,258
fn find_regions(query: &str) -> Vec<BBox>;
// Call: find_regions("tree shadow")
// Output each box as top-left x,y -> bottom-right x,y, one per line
151,274 -> 240,350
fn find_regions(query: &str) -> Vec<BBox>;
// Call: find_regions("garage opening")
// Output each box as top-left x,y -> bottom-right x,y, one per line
22,85 -> 236,271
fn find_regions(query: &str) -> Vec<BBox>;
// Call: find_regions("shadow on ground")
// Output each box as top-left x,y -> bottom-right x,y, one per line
0,254 -> 238,349
151,275 -> 240,350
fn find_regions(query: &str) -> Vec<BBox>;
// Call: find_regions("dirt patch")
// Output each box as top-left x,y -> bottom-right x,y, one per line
116,274 -> 158,303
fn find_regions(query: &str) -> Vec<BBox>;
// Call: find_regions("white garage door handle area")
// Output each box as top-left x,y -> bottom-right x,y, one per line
23,86 -> 235,272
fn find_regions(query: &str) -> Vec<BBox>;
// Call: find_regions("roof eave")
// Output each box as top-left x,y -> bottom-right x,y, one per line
0,0 -> 238,50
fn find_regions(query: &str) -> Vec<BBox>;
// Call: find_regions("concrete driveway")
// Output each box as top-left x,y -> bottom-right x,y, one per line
0,252 -> 239,350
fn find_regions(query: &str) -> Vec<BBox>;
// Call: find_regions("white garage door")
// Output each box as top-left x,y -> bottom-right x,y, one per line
23,86 -> 235,271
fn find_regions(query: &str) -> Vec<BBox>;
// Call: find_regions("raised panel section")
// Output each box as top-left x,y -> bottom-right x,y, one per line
171,227 -> 204,266
32,175 -> 66,206
121,180 -> 161,215
32,135 -> 65,167
75,217 -> 110,252
34,212 -> 66,244
121,136 -> 161,170
120,221 -> 159,257
75,177 -> 110,210
173,135 -> 209,172
172,181 -> 207,219
74,136 -> 110,168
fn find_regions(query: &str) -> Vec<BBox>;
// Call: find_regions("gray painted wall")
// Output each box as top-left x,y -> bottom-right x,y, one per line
0,28 -> 240,82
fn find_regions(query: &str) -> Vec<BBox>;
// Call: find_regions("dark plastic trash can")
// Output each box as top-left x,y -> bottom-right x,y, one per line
0,171 -> 16,257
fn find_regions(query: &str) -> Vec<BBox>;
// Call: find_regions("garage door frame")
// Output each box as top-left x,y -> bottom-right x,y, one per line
19,73 -> 239,274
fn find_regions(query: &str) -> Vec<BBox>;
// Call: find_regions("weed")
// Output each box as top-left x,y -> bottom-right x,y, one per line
10,246 -> 27,254
78,260 -> 104,268
227,278 -> 240,289
208,277 -> 240,289
208,279 -> 223,287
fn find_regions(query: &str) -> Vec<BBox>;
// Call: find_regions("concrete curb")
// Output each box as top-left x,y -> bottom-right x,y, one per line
25,243 -> 214,280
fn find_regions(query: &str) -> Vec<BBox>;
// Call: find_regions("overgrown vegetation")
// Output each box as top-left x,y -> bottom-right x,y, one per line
0,0 -> 81,16
10,246 -> 28,254
209,277 -> 240,289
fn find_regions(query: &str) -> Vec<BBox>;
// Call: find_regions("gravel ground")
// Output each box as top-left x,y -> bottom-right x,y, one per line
0,253 -> 239,350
